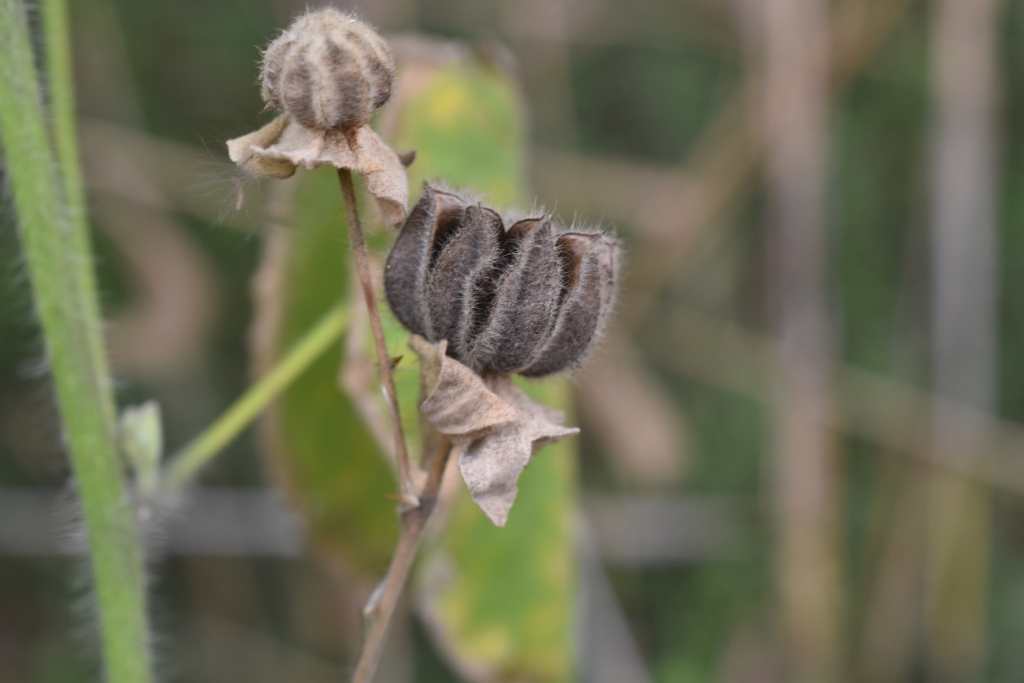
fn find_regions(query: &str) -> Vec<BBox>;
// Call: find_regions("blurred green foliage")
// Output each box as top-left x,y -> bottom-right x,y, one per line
4,0 -> 1024,681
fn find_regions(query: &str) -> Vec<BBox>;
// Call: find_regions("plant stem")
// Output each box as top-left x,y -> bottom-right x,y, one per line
162,301 -> 349,493
41,0 -> 85,220
352,437 -> 453,682
0,2 -> 153,682
40,0 -> 107,339
337,168 -> 414,502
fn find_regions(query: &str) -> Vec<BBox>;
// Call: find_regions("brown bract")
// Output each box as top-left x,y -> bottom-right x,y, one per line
411,336 -> 577,526
227,115 -> 407,228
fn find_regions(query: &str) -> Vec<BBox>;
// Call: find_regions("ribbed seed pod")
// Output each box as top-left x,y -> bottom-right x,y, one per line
259,9 -> 396,131
424,205 -> 505,356
384,186 -> 619,377
384,186 -> 465,337
468,218 -> 563,374
520,233 -> 617,376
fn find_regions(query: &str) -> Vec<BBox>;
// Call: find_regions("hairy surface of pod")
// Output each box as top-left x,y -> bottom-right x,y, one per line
259,9 -> 396,131
385,186 -> 618,377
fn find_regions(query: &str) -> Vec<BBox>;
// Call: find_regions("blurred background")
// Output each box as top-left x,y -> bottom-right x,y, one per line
2,0 -> 1024,681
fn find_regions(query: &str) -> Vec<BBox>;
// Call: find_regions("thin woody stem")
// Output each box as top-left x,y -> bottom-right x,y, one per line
337,168 -> 414,501
352,437 -> 453,683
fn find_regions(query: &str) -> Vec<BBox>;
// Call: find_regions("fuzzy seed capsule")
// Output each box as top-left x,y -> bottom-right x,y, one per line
385,186 -> 619,377
259,9 -> 396,131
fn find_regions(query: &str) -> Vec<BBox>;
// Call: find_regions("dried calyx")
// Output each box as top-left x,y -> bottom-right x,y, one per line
226,8 -> 407,227
386,185 -> 618,377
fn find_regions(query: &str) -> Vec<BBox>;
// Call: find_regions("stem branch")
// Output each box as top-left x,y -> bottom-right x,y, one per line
352,438 -> 453,682
162,301 -> 349,493
337,168 -> 414,501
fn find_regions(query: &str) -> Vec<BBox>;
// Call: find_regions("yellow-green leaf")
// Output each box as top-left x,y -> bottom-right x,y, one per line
387,42 -> 578,681
252,165 -> 398,576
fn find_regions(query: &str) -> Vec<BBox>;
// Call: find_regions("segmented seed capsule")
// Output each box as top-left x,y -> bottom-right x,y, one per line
259,9 -> 396,131
385,186 -> 618,377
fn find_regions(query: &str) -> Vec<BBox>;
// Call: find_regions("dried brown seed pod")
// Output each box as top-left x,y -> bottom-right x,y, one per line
425,204 -> 505,356
520,233 -> 617,376
384,186 -> 465,336
385,185 -> 619,377
468,217 -> 563,374
260,9 -> 396,131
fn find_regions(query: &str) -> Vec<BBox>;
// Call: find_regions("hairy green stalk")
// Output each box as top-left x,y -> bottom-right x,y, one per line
162,301 -> 349,493
0,2 -> 153,681
42,0 -> 85,214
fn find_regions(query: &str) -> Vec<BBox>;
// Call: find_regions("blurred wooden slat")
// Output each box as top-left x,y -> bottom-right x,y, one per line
925,0 -> 1000,679
758,0 -> 843,678
0,488 -> 748,563
0,488 -> 304,557
585,494 -> 751,564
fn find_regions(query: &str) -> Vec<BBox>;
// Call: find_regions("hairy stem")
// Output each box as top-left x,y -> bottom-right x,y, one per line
42,0 -> 85,221
337,168 -> 414,501
162,301 -> 349,493
0,2 -> 153,681
40,0 -> 107,346
352,437 -> 453,682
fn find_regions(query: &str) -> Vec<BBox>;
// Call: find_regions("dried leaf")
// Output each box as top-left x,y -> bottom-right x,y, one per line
227,115 -> 408,228
410,335 -> 517,442
225,116 -> 296,179
411,336 -> 578,526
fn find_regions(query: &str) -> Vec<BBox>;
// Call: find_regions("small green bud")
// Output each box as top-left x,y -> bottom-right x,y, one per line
119,401 -> 163,496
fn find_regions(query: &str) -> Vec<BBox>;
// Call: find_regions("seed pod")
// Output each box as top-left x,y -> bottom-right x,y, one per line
384,187 -> 466,337
385,185 -> 619,377
424,204 -> 505,356
520,234 -> 618,376
260,9 -> 396,131
467,218 -> 563,374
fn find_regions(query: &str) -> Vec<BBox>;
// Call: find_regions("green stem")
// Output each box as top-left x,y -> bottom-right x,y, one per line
162,302 -> 349,493
0,3 -> 153,682
42,0 -> 86,217
41,0 -> 107,335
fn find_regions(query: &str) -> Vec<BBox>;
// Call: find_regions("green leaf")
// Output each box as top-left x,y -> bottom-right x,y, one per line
389,57 -> 525,208
386,44 -> 578,681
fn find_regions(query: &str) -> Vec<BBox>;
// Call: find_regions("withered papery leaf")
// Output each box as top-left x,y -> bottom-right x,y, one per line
411,336 -> 578,526
411,335 -> 517,443
227,115 -> 408,228
226,116 -> 296,179
461,375 -> 578,526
